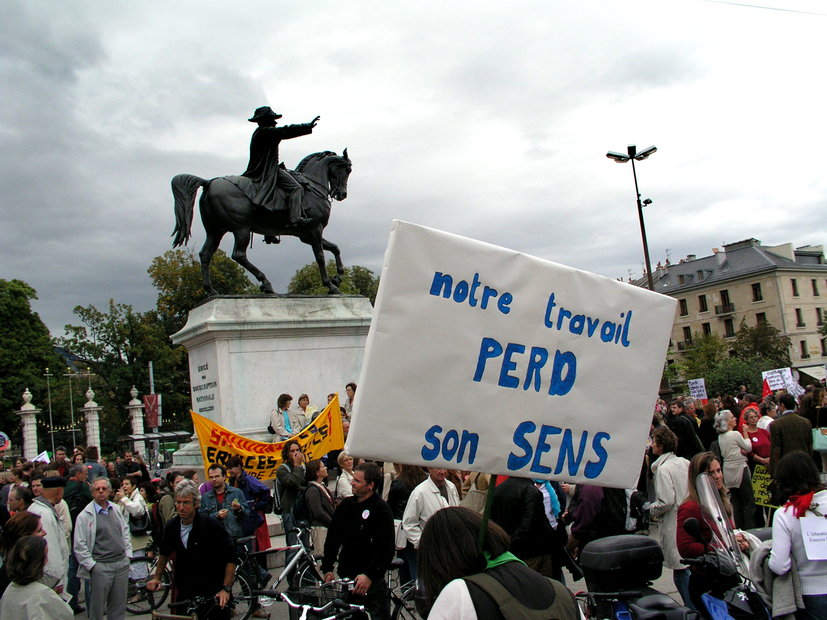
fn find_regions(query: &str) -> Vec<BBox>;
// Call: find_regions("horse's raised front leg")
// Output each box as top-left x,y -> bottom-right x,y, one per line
309,232 -> 341,295
199,233 -> 224,297
231,229 -> 275,294
321,237 -> 344,288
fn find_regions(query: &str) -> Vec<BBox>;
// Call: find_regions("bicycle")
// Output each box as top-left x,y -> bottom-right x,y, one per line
386,558 -> 419,620
253,581 -> 366,620
127,542 -> 173,614
229,525 -> 326,619
151,594 -> 240,619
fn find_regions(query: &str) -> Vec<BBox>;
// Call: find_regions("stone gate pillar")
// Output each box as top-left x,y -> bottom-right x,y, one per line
81,388 -> 103,455
126,386 -> 146,455
16,388 -> 40,460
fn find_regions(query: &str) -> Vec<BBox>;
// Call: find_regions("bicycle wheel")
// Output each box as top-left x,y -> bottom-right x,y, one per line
392,582 -> 420,620
295,556 -> 324,589
229,570 -> 256,620
288,553 -> 323,588
125,556 -> 170,614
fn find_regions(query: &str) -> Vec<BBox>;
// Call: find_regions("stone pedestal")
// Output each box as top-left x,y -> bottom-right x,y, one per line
170,295 -> 372,467
126,386 -> 146,454
16,388 -> 40,460
81,389 -> 103,454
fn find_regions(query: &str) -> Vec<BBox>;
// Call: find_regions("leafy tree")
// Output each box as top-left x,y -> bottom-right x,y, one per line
60,301 -> 188,448
733,318 -> 791,367
0,280 -> 64,432
673,333 -> 728,382
288,261 -> 379,304
705,357 -> 765,397
148,248 -> 258,334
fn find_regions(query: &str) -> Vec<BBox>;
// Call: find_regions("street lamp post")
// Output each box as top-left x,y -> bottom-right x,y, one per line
606,144 -> 657,291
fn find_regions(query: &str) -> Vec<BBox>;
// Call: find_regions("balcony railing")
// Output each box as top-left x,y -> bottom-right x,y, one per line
715,304 -> 735,315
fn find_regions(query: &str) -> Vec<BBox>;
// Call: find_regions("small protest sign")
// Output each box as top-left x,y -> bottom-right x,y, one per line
762,367 -> 805,398
687,378 -> 708,404
801,515 -> 827,560
190,395 -> 344,480
752,464 -> 777,508
347,221 -> 676,488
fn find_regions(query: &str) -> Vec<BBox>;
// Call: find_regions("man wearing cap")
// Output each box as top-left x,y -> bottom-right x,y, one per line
242,106 -> 320,226
28,475 -> 71,592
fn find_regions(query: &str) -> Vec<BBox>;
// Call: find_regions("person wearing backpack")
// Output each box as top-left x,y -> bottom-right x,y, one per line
417,506 -> 578,620
65,464 -> 93,614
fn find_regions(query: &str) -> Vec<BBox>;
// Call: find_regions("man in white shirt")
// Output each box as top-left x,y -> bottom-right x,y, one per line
401,468 -> 460,579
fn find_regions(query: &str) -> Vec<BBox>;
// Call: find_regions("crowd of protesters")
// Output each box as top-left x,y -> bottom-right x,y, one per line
2,380 -> 827,619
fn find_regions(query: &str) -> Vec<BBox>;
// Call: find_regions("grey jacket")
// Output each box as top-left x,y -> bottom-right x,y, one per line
73,500 -> 133,580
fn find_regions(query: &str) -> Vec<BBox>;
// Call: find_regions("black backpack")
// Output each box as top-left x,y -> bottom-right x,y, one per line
63,484 -> 87,526
290,487 -> 310,524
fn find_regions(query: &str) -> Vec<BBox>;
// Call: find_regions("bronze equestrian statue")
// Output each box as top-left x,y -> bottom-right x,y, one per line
170,106 -> 352,296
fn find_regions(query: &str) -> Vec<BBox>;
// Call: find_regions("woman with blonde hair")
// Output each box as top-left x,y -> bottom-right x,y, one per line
715,409 -> 755,529
335,452 -> 355,505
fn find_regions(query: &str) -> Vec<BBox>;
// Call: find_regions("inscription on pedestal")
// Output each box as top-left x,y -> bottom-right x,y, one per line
192,362 -> 218,414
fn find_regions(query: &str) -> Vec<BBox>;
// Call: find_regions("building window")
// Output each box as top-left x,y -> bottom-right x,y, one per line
702,322 -> 712,336
818,308 -> 824,326
698,295 -> 708,313
756,312 -> 767,324
814,279 -> 820,296
796,308 -> 805,327
683,326 -> 692,344
721,290 -> 731,307
678,275 -> 685,285
801,340 -> 810,359
679,299 -> 688,316
752,283 -> 763,302
724,318 -> 735,338
792,279 -> 800,297
697,270 -> 705,281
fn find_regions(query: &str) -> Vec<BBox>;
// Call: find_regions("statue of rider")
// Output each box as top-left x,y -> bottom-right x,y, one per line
242,106 -> 320,227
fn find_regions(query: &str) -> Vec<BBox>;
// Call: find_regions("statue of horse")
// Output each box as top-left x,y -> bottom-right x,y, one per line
171,150 -> 352,295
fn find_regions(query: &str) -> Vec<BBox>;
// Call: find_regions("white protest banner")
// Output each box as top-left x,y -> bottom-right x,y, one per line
347,221 -> 677,488
687,378 -> 708,404
762,367 -> 805,398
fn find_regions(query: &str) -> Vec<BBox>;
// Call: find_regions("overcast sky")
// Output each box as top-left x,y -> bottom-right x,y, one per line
2,0 -> 825,337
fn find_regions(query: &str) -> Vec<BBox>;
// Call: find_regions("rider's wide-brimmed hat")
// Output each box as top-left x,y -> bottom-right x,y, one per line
248,106 -> 283,122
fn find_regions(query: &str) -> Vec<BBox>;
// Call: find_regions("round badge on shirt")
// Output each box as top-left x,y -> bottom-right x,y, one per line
362,510 -> 370,520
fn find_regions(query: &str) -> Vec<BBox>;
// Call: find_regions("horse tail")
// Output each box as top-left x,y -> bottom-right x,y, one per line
171,174 -> 207,247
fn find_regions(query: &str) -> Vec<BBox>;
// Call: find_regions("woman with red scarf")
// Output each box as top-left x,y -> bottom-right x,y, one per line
769,452 -> 827,620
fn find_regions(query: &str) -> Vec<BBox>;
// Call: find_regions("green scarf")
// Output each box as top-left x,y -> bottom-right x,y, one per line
484,550 -> 525,570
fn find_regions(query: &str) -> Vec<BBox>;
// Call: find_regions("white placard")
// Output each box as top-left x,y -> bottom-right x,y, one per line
762,367 -> 805,398
687,378 -> 708,402
801,515 -> 827,560
347,221 -> 677,488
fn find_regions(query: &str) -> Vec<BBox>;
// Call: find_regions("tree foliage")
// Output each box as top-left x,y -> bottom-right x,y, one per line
58,249 -> 259,452
288,261 -> 379,304
0,280 -> 64,431
670,319 -> 793,397
674,333 -> 728,382
148,248 -> 258,334
733,318 -> 791,367
704,357 -> 765,397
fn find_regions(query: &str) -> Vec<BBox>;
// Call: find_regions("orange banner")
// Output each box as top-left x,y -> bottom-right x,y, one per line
190,394 -> 345,480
